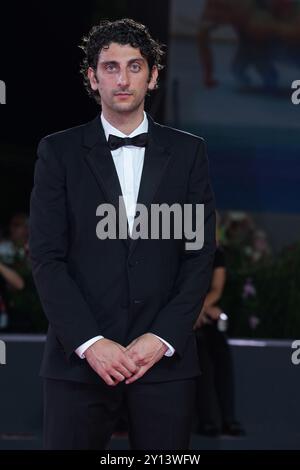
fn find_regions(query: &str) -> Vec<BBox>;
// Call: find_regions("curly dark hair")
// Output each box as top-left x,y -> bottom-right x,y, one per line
79,18 -> 165,104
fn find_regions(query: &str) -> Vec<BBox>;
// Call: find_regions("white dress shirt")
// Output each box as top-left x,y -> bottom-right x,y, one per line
75,112 -> 175,359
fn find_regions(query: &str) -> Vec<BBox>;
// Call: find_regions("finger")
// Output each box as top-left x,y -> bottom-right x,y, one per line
125,352 -> 145,368
125,371 -> 144,384
122,355 -> 139,374
125,346 -> 143,361
125,349 -> 137,364
100,371 -> 119,387
125,365 -> 148,384
87,360 -> 118,387
110,369 -> 125,383
115,364 -> 134,379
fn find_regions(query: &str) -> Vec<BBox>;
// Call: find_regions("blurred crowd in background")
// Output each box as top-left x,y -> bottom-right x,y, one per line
1,208 -> 298,338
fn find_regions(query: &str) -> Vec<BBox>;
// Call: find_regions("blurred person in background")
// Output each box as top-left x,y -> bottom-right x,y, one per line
0,214 -> 45,332
193,213 -> 245,437
0,260 -> 24,330
0,213 -> 29,264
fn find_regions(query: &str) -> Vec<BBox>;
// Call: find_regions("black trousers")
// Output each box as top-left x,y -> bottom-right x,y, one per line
43,377 -> 196,450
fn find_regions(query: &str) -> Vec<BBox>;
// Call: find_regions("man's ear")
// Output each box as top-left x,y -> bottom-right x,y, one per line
148,66 -> 159,91
87,67 -> 99,91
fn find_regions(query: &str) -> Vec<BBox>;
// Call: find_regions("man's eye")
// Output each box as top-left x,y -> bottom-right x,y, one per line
106,64 -> 117,72
130,63 -> 141,72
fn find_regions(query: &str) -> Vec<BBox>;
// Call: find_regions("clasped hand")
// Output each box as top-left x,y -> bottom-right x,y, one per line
84,333 -> 168,386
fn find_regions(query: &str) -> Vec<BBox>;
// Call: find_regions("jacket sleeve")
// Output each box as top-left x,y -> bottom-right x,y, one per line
29,137 -> 101,358
149,139 -> 216,357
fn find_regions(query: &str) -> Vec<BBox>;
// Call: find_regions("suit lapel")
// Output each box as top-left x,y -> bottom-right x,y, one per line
128,115 -> 172,258
83,115 -> 131,248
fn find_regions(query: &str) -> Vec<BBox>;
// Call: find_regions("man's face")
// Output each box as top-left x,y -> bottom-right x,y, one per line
88,42 -> 158,116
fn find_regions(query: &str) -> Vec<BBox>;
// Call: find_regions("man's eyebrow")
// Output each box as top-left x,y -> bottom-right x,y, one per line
100,58 -> 146,65
128,58 -> 145,63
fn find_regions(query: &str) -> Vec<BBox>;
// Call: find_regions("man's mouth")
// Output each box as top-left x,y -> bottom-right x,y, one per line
114,92 -> 132,96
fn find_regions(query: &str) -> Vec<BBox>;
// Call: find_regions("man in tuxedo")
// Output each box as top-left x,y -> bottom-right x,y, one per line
29,18 -> 216,450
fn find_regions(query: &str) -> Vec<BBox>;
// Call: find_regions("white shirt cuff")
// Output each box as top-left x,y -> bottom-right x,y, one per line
75,336 -> 104,359
75,334 -> 175,359
150,334 -> 175,357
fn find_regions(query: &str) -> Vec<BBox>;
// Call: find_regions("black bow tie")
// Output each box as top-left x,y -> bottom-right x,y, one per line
108,133 -> 148,151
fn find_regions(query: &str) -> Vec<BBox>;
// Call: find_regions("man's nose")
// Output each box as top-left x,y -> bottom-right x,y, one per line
117,68 -> 129,87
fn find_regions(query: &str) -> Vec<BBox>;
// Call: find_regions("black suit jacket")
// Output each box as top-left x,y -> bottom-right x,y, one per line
29,114 -> 216,384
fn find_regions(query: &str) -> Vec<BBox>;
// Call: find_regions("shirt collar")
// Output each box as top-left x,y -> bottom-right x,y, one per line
101,111 -> 148,141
